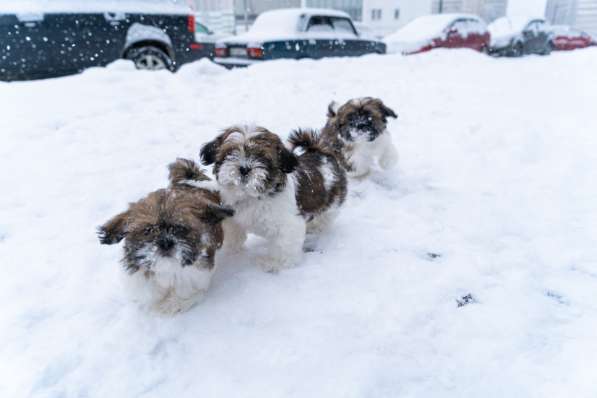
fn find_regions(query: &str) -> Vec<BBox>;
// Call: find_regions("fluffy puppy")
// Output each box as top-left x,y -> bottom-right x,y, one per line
288,128 -> 347,234
98,159 -> 234,315
321,97 -> 399,178
200,125 -> 305,272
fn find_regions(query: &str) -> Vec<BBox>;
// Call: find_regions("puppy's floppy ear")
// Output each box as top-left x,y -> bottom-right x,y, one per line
380,103 -> 398,119
278,146 -> 298,174
199,204 -> 235,225
199,138 -> 221,165
327,101 -> 339,118
98,211 -> 130,245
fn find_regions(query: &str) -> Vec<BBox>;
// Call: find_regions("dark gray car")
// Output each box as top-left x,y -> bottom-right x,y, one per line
488,17 -> 553,57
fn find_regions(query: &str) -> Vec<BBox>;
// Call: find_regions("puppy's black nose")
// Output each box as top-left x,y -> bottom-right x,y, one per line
157,236 -> 175,252
239,166 -> 250,176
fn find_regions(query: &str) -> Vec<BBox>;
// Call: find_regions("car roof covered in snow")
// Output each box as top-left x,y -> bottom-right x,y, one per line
0,0 -> 192,15
222,8 -> 357,43
488,16 -> 545,38
384,13 -> 481,44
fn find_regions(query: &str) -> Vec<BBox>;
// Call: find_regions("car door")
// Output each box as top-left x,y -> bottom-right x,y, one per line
445,20 -> 466,48
329,16 -> 361,56
465,19 -> 487,51
304,15 -> 335,58
523,21 -> 542,53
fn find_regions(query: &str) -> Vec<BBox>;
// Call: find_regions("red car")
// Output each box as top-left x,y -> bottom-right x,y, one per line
551,25 -> 594,51
384,14 -> 490,55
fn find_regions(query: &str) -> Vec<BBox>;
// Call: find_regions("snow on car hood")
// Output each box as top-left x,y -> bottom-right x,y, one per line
384,14 -> 469,54
0,0 -> 193,15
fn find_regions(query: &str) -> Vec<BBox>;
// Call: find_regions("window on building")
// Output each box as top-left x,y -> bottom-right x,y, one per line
371,9 -> 382,21
394,8 -> 400,20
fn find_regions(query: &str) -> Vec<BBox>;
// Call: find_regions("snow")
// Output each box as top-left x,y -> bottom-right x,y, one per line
0,0 -> 192,15
2,49 -> 597,397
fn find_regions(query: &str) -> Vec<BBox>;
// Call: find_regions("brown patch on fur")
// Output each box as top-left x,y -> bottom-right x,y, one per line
321,97 -> 397,172
98,159 -> 233,273
289,129 -> 347,220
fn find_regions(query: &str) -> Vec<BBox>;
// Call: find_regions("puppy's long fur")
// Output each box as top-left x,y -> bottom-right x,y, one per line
98,159 -> 234,314
321,97 -> 399,178
200,125 -> 305,272
288,128 -> 347,233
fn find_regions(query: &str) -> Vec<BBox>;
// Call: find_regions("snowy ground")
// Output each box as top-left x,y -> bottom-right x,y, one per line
1,49 -> 597,398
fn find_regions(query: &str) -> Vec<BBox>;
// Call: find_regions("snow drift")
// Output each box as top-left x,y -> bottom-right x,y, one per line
1,49 -> 597,397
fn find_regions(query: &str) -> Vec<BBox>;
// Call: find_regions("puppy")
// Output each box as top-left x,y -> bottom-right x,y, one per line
200,125 -> 305,272
98,159 -> 234,315
288,128 -> 347,234
321,97 -> 399,178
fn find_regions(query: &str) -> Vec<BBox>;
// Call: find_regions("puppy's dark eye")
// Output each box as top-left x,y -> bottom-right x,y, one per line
172,225 -> 189,235
143,226 -> 154,236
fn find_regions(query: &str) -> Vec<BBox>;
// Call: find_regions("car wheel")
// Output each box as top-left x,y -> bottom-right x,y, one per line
541,41 -> 554,56
126,46 -> 174,71
512,42 -> 524,57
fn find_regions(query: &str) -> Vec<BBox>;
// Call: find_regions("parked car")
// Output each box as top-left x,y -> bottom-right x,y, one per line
384,14 -> 490,55
550,25 -> 594,51
488,17 -> 553,57
214,8 -> 386,67
0,0 -> 203,81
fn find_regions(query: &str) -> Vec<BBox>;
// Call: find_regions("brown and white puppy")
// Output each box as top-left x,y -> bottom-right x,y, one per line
200,125 -> 306,272
321,97 -> 399,178
98,159 -> 234,315
288,128 -> 347,234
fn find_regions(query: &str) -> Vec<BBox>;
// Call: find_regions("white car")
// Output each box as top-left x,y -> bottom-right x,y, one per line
214,8 -> 386,67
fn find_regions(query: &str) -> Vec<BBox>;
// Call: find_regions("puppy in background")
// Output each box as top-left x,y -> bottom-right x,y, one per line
98,159 -> 234,315
288,128 -> 347,234
321,97 -> 399,178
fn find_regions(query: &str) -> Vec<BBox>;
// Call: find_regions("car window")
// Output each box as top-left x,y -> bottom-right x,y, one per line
307,16 -> 334,33
449,20 -> 467,34
195,22 -> 210,34
331,17 -> 356,35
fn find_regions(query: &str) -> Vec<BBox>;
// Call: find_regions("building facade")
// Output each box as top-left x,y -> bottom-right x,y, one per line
546,0 -> 597,35
432,0 -> 508,22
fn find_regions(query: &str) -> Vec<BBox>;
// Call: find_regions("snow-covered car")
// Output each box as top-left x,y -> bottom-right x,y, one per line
488,17 -> 553,57
550,25 -> 594,51
384,14 -> 490,55
214,8 -> 386,67
0,0 -> 203,81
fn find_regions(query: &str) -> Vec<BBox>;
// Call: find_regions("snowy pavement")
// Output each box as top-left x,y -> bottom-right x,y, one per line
1,49 -> 597,397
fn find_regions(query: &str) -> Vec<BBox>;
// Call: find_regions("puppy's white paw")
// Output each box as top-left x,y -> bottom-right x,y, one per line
379,154 -> 398,170
153,291 -> 205,315
257,255 -> 296,273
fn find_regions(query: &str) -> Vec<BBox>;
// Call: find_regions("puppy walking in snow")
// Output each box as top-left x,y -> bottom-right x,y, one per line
200,125 -> 346,272
321,97 -> 399,178
288,128 -> 347,234
98,159 -> 234,315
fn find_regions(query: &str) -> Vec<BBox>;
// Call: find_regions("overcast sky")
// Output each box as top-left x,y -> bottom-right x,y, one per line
507,0 -> 548,17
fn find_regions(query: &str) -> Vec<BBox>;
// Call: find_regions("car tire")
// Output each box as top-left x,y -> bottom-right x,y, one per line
512,42 -> 524,57
125,46 -> 174,71
540,41 -> 554,56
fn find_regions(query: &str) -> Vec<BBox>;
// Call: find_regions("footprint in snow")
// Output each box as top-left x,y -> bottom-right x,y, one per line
456,293 -> 477,308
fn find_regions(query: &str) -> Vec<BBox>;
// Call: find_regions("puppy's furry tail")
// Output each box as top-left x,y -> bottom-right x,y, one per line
288,129 -> 326,153
168,158 -> 211,187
